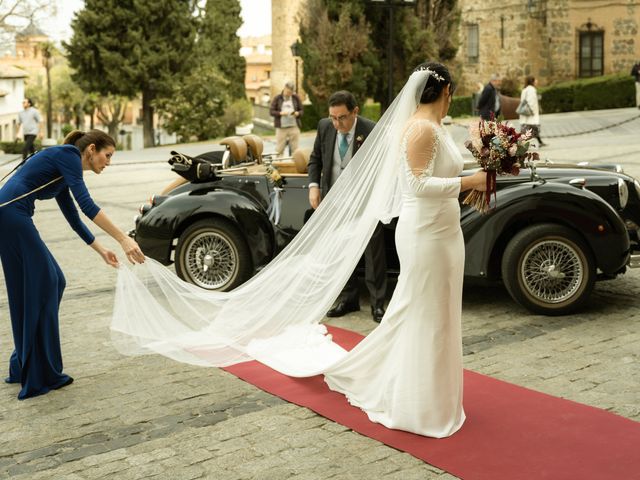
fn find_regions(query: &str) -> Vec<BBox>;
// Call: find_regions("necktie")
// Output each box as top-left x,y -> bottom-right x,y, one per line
339,133 -> 349,160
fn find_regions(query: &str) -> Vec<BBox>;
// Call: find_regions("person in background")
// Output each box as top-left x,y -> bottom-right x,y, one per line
307,90 -> 387,323
16,98 -> 41,159
477,74 -> 502,120
270,81 -> 303,157
0,130 -> 145,400
519,75 -> 546,147
631,61 -> 640,109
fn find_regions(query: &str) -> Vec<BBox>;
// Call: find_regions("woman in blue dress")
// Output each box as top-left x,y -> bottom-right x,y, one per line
0,129 -> 145,399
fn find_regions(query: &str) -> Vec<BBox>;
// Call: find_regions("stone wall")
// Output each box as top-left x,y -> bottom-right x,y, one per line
456,0 -> 640,94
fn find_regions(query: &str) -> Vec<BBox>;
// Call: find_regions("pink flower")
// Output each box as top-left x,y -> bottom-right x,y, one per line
469,126 -> 483,152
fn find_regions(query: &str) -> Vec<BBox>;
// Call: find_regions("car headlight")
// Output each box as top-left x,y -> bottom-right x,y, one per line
634,179 -> 640,198
618,179 -> 628,209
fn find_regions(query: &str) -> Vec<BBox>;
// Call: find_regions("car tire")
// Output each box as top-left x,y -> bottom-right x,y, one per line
501,223 -> 596,316
175,218 -> 252,291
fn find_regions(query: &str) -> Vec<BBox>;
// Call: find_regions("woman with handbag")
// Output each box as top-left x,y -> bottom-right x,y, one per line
518,76 -> 546,147
0,130 -> 145,399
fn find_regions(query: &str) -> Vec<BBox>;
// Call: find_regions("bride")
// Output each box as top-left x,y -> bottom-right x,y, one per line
112,62 -> 486,438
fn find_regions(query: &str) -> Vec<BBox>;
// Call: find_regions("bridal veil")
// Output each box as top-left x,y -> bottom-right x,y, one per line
111,70 -> 433,368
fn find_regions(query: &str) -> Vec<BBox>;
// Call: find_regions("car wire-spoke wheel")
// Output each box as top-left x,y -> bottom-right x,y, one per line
175,219 -> 252,292
521,240 -> 583,304
185,232 -> 238,289
501,224 -> 595,315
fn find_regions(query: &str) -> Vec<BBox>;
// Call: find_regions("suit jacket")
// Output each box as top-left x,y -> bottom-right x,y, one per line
632,63 -> 640,82
269,93 -> 303,128
477,83 -> 500,120
307,115 -> 376,194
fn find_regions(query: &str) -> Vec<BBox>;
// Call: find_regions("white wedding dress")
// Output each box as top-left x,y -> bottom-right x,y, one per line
112,70 -> 465,438
248,119 -> 466,437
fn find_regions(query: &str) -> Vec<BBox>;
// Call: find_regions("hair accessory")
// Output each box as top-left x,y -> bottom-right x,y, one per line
415,66 -> 445,82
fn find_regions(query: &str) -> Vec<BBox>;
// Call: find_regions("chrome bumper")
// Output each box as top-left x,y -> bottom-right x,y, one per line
629,254 -> 640,268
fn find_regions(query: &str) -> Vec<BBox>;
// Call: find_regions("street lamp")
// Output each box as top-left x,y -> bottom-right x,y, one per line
369,0 -> 416,108
290,41 -> 301,93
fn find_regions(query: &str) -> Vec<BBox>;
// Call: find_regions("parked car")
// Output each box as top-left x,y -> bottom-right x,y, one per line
131,136 -> 640,316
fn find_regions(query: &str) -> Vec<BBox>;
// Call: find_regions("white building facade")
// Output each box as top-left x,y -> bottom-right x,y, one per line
0,66 -> 27,143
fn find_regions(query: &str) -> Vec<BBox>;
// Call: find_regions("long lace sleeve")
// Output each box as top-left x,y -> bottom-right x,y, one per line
403,121 -> 461,198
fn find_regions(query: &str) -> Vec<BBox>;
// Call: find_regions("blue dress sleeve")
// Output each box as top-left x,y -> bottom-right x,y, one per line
55,188 -> 96,245
56,147 -> 101,220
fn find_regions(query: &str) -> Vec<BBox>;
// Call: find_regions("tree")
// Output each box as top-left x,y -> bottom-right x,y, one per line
300,0 -> 460,111
0,0 -> 51,32
299,0 -> 377,117
95,95 -> 127,140
196,0 -> 246,99
155,0 -> 247,140
415,0 -> 460,61
0,0 -> 54,51
40,41 -> 54,138
51,64 -> 89,129
65,0 -> 197,147
154,65 -> 230,142
26,61 -> 93,131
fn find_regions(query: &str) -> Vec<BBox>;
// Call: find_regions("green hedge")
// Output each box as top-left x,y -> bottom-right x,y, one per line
300,102 -> 323,132
540,74 -> 635,113
447,74 -> 634,117
449,96 -> 474,118
361,103 -> 381,122
0,140 -> 43,154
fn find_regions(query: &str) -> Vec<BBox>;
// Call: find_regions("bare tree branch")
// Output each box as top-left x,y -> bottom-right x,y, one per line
0,0 -> 55,33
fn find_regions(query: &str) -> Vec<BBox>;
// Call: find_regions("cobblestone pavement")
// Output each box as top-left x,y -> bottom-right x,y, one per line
0,109 -> 638,479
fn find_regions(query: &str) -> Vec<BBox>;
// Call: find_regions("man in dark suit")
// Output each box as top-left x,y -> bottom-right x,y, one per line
307,90 -> 387,323
477,74 -> 502,120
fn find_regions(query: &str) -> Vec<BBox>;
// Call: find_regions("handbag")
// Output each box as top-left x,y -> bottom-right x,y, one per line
516,98 -> 534,116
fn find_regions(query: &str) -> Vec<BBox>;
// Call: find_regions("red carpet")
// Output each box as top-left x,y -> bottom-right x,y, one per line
223,326 -> 640,480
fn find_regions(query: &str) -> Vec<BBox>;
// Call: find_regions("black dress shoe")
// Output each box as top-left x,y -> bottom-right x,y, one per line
371,306 -> 385,323
326,301 -> 360,317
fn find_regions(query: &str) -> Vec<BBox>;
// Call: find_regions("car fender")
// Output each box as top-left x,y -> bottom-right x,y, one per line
137,186 -> 275,269
461,181 -> 630,280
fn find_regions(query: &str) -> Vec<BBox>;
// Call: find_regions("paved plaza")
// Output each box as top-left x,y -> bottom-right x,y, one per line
0,108 -> 639,479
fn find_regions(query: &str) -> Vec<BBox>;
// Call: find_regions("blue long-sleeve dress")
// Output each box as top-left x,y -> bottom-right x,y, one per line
0,145 -> 100,399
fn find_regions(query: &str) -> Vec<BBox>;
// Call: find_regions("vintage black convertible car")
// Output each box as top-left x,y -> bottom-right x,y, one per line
131,135 -> 640,316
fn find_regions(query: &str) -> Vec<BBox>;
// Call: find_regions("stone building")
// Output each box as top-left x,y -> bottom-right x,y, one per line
0,22 -> 49,77
270,0 -> 306,100
0,23 -> 52,140
456,0 -> 640,94
241,35 -> 272,105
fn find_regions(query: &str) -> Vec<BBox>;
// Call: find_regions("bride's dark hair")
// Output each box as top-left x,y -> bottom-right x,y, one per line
414,62 -> 455,104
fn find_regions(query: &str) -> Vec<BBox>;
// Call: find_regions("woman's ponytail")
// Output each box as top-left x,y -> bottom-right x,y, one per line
63,130 -> 86,146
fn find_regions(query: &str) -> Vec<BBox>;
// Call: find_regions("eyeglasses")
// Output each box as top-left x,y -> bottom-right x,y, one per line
328,112 -> 353,124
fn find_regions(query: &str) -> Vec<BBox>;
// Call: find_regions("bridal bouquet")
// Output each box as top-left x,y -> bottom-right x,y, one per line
463,119 -> 539,213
